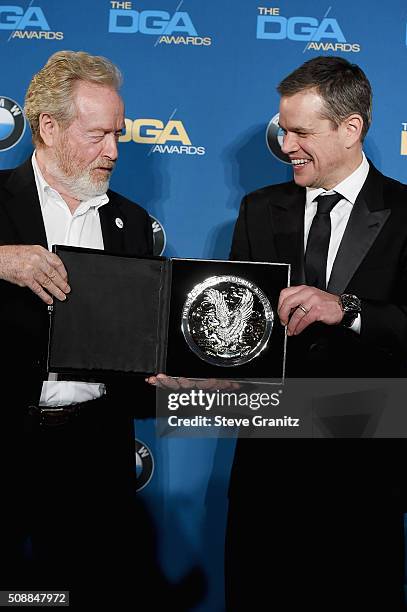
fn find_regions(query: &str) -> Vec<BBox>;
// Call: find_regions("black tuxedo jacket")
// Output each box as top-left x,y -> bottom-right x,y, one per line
226,163 -> 407,610
230,161 -> 407,376
0,158 -> 153,408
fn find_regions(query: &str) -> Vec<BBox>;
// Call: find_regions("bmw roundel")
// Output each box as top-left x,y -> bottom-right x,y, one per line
0,97 -> 26,152
266,112 -> 291,164
149,214 -> 166,256
135,439 -> 154,491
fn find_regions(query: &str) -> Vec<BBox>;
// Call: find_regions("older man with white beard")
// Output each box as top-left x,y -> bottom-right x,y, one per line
0,51 -> 157,605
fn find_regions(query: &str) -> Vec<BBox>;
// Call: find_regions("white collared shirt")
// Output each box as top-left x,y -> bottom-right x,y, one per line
32,153 -> 107,407
304,152 -> 370,333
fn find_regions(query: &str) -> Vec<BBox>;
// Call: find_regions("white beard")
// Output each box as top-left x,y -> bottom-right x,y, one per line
48,132 -> 115,201
48,157 -> 112,201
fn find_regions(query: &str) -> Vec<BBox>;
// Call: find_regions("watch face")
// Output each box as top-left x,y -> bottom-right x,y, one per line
340,294 -> 361,327
341,294 -> 361,312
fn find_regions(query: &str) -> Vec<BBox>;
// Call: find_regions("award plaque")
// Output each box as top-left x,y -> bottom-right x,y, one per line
181,275 -> 273,366
48,247 -> 289,382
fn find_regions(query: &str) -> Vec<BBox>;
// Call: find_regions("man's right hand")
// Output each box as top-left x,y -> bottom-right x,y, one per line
0,245 -> 70,305
146,373 -> 240,391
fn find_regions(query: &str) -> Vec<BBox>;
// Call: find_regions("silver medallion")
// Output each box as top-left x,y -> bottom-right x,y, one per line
181,275 -> 273,366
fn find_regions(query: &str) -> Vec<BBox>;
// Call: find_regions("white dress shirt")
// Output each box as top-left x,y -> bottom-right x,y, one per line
32,153 -> 107,407
304,152 -> 370,333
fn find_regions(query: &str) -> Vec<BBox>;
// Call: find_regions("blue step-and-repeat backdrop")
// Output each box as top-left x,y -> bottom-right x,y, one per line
1,1 -> 407,609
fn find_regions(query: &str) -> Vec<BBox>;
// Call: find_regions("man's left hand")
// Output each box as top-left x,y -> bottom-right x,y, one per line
278,285 -> 343,336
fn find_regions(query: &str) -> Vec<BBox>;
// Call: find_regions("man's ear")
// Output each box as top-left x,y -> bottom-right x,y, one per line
343,114 -> 363,147
39,112 -> 59,146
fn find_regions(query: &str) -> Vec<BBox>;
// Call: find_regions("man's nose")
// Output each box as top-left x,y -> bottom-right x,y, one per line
103,133 -> 119,160
280,132 -> 299,155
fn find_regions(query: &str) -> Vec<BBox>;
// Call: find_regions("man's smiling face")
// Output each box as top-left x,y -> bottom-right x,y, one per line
279,88 -> 351,191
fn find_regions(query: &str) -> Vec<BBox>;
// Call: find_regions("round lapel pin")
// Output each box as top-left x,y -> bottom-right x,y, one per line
115,217 -> 124,229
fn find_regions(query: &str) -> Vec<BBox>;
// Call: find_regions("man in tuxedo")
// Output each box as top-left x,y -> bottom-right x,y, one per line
226,57 -> 407,609
0,51 -> 155,605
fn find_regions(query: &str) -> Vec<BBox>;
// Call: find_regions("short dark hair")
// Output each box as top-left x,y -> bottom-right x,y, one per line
277,56 -> 372,141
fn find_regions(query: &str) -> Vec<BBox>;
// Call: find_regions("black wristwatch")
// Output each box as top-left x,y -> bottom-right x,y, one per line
338,294 -> 361,328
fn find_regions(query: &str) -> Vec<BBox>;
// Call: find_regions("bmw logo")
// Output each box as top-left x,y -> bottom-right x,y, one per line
135,439 -> 154,491
265,112 -> 290,164
0,97 -> 25,152
150,214 -> 166,256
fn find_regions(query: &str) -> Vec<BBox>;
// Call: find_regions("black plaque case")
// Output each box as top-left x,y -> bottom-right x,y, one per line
48,246 -> 290,381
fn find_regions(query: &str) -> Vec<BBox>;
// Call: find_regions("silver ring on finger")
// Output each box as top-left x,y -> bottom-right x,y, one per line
297,303 -> 309,315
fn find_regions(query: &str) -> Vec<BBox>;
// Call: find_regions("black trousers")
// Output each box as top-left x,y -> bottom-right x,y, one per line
1,397 -> 141,605
225,438 -> 406,611
0,394 -> 207,610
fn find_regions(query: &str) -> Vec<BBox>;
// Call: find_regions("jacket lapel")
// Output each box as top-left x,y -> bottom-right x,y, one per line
327,164 -> 390,295
1,160 -> 129,256
99,194 -> 126,254
1,158 -> 47,247
270,186 -> 306,286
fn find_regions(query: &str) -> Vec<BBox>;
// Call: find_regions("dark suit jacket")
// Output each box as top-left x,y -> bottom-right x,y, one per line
226,163 -> 407,609
230,161 -> 407,377
0,158 -> 153,409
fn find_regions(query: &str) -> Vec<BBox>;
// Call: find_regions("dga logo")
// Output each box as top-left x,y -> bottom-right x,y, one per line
135,439 -> 154,491
0,97 -> 25,151
266,113 -> 290,164
119,116 -> 205,156
108,1 -> 211,46
0,4 -> 63,39
256,6 -> 360,53
401,123 -> 407,155
149,214 -> 166,256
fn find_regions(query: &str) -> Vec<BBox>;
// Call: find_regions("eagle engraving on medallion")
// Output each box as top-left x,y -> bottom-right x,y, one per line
202,287 -> 254,352
182,276 -> 273,366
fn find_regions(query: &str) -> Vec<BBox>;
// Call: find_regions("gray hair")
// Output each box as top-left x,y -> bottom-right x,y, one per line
24,50 -> 122,145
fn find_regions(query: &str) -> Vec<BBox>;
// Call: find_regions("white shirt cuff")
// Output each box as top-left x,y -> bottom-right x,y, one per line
349,313 -> 361,334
